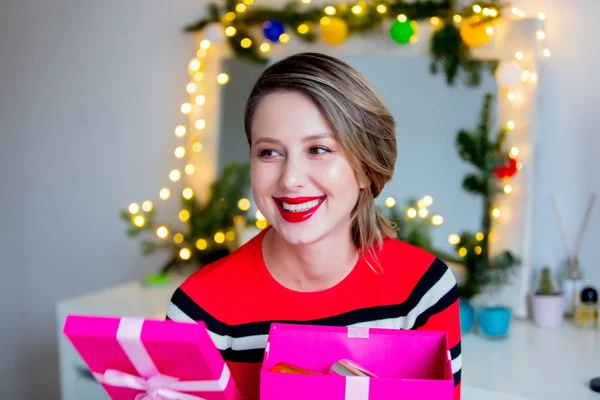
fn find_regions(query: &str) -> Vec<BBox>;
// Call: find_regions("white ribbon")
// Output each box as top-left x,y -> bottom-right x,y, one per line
93,370 -> 208,400
92,317 -> 230,400
345,376 -> 370,400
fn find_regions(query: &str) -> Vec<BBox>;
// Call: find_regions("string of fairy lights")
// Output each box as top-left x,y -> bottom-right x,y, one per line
125,2 -> 549,260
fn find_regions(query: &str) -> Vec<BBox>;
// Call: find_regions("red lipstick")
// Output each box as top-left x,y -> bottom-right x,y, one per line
273,195 -> 326,223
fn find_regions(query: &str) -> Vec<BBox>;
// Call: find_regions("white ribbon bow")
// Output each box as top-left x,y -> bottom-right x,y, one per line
93,369 -> 207,400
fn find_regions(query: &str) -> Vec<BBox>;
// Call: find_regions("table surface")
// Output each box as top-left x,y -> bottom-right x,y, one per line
58,278 -> 600,400
461,316 -> 600,400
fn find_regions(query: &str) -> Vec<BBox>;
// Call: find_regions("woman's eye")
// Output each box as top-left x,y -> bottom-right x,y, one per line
309,146 -> 331,155
258,149 -> 281,158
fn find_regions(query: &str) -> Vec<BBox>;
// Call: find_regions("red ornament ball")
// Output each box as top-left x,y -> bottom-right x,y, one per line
495,158 -> 519,179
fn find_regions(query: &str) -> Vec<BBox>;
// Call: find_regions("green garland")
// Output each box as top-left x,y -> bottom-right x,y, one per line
184,0 -> 503,86
120,162 -> 256,274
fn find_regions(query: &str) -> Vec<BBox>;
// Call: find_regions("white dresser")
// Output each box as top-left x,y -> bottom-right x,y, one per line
56,276 -> 600,400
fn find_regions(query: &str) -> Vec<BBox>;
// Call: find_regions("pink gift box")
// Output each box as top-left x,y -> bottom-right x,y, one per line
260,323 -> 454,400
63,315 -> 242,400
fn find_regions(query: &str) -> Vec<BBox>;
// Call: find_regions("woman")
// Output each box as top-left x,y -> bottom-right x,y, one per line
167,52 -> 461,400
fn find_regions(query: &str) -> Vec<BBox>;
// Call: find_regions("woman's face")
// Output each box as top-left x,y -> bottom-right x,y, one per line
249,90 -> 365,246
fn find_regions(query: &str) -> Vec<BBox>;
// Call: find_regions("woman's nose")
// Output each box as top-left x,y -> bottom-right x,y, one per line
279,155 -> 308,191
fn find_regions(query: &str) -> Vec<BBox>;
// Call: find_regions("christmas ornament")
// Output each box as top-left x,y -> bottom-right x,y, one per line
320,17 -> 349,45
495,157 -> 519,179
262,19 -> 286,42
496,61 -> 524,88
390,18 -> 415,44
459,16 -> 492,47
202,23 -> 226,44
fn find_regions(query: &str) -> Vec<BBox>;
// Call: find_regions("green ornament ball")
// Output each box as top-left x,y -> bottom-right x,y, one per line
390,19 -> 415,44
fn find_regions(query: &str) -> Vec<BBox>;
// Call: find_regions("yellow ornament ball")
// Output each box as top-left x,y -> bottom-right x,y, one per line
459,16 -> 492,47
320,17 -> 348,45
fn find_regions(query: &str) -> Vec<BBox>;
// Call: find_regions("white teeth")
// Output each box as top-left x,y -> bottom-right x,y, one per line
281,199 -> 321,212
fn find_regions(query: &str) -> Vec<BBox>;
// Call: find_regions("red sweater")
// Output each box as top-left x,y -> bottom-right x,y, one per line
167,228 -> 462,399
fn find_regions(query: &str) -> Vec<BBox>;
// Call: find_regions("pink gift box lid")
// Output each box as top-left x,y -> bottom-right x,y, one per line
260,323 -> 453,400
63,314 -> 242,400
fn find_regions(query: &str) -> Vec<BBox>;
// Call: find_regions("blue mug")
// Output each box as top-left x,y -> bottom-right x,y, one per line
477,306 -> 511,337
459,299 -> 475,333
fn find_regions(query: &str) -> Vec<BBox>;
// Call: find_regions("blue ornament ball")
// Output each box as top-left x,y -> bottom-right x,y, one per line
262,19 -> 285,42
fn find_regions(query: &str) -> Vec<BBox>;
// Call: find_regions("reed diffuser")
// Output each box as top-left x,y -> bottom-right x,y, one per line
550,194 -> 596,316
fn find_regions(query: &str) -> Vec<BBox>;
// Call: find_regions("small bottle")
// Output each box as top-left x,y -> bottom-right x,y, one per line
574,287 -> 599,328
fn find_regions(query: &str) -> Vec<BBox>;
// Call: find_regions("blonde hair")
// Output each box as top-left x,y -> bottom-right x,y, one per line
243,52 -> 397,266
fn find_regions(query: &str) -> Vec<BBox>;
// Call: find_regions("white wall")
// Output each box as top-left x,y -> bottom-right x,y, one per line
509,0 -> 600,289
0,1 -> 205,398
1,0 -> 599,398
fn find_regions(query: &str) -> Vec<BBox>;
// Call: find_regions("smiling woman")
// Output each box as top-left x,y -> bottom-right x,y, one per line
167,52 -> 462,400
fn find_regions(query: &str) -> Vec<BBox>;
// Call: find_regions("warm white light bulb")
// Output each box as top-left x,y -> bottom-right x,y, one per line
238,198 -> 251,211
217,73 -> 230,84
225,26 -> 237,37
175,125 -> 186,137
169,170 -> 181,182
179,248 -> 191,260
537,30 -> 546,40
181,103 -> 192,114
129,203 -> 140,214
214,231 -> 225,244
260,43 -> 271,53
182,188 -> 194,200
200,39 -> 211,50
192,141 -> 203,153
175,146 -> 186,159
142,201 -> 153,212
189,58 -> 201,72
431,215 -> 444,225
385,197 -> 396,208
159,188 -> 170,200
448,234 -> 461,245
156,226 -> 168,239
195,119 -> 206,130
185,164 -> 195,175
133,215 -> 146,227
186,83 -> 197,93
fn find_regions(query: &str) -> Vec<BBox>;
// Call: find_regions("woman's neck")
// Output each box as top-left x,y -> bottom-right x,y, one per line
262,227 -> 359,292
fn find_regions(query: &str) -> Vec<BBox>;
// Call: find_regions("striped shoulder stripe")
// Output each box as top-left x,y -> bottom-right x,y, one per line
166,258 -> 458,363
450,342 -> 462,387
